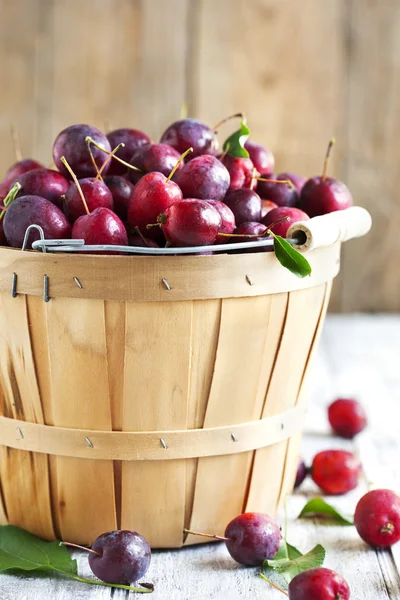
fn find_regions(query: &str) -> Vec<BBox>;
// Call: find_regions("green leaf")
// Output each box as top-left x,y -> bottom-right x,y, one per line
298,497 -> 354,525
272,234 -> 312,278
222,121 -> 250,158
274,538 -> 303,561
0,526 -> 153,594
0,182 -> 21,222
0,526 -> 77,574
263,544 -> 326,584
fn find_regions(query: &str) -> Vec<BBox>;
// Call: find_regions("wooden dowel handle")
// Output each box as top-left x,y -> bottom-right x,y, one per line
287,206 -> 372,251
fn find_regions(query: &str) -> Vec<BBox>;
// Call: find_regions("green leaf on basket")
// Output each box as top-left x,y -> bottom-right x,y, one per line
222,121 -> 250,158
0,525 -> 78,574
271,233 -> 312,278
263,543 -> 326,584
298,497 -> 354,525
0,526 -> 153,593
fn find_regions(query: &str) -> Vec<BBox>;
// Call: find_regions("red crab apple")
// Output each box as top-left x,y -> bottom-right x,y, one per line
174,155 -> 230,201
106,128 -> 151,175
158,198 -> 221,246
256,177 -> 298,208
223,188 -> 262,225
354,489 -> 400,548
128,143 -> 183,184
72,207 -> 128,247
64,178 -> 114,223
312,449 -> 361,495
3,195 -> 71,248
328,398 -> 367,438
160,118 -> 218,159
262,206 -> 309,238
3,158 -> 44,186
300,139 -> 353,217
288,568 -> 350,600
244,140 -> 275,176
53,124 -> 111,179
203,199 -> 235,240
104,175 -> 134,221
261,199 -> 278,218
277,172 -> 307,194
220,154 -> 256,191
13,168 -> 70,209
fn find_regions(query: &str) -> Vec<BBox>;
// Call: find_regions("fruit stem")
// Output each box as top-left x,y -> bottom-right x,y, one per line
60,541 -> 101,556
95,142 -> 125,183
10,124 -> 22,162
134,226 -> 151,247
86,138 -> 103,180
322,137 -> 336,183
166,147 -> 193,182
213,112 -> 245,132
256,177 -> 295,190
266,216 -> 291,232
259,573 -> 288,595
85,136 -> 142,173
380,523 -> 394,534
218,232 -> 270,239
183,528 -> 231,542
0,182 -> 22,222
60,156 -> 90,215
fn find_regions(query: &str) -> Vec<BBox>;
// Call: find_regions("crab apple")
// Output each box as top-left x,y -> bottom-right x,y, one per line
261,199 -> 278,218
160,118 -> 218,159
262,206 -> 309,238
277,171 -> 307,194
72,207 -> 128,247
220,154 -> 256,191
256,177 -> 298,207
312,450 -> 361,495
159,198 -> 221,246
224,513 -> 281,567
3,158 -> 44,186
175,155 -> 230,202
328,398 -> 367,439
203,199 -> 235,239
128,143 -> 183,184
354,489 -> 400,548
64,178 -> 114,223
104,175 -> 134,221
288,568 -> 350,600
106,128 -> 151,175
13,168 -> 70,209
224,188 -> 262,225
244,141 -> 274,176
53,124 -> 111,179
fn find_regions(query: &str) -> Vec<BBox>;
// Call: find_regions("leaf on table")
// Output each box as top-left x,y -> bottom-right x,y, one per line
0,525 -> 77,574
222,121 -> 250,158
298,497 -> 354,525
272,234 -> 312,278
274,538 -> 303,561
263,543 -> 326,584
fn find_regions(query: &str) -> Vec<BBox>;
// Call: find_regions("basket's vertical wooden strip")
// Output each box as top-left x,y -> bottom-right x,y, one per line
26,294 -> 60,538
0,293 -> 55,539
45,297 -> 116,544
245,284 -> 327,515
0,486 -> 7,525
104,300 -> 126,529
187,295 -> 276,542
184,299 -> 222,538
278,280 -> 332,504
121,301 -> 192,548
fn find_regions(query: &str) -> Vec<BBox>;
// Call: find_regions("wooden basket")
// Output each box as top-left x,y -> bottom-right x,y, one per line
0,209 -> 370,548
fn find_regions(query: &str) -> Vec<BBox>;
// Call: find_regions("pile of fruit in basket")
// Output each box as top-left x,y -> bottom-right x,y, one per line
0,117 -> 353,264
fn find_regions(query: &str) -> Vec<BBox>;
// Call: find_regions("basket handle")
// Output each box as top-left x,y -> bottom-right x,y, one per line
287,206 -> 372,251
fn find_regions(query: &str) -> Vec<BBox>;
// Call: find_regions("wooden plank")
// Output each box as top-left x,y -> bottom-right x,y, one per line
184,299 -> 221,538
0,293 -> 55,539
45,297 -> 116,544
187,295 -> 274,542
121,301 -> 192,547
246,284 -> 327,516
340,0 -> 400,312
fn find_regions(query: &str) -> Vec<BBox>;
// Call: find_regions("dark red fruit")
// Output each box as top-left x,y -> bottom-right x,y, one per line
233,221 -> 268,244
224,512 -> 280,567
13,168 -> 70,209
288,568 -> 350,600
312,450 -> 361,495
174,155 -> 230,202
128,233 -> 159,248
129,143 -> 183,184
104,175 -> 134,221
72,207 -> 128,246
89,530 -> 151,585
256,177 -> 298,207
3,195 -> 71,248
106,128 -> 151,175
220,155 -> 255,191
160,119 -> 218,159
354,489 -> 400,548
244,141 -> 274,176
294,459 -> 308,489
277,172 -> 307,194
3,159 -> 44,186
223,189 -> 262,225
203,199 -> 235,239
261,199 -> 278,218
128,171 -> 182,234
53,124 -> 111,179
262,206 -> 309,238
328,398 -> 367,439
159,198 -> 221,246
64,178 -> 114,223
300,177 -> 353,217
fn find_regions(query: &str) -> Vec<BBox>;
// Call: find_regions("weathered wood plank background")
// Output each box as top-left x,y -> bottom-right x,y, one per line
0,0 -> 398,312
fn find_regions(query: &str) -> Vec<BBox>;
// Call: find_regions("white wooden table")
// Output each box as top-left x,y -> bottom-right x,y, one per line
1,315 -> 400,599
